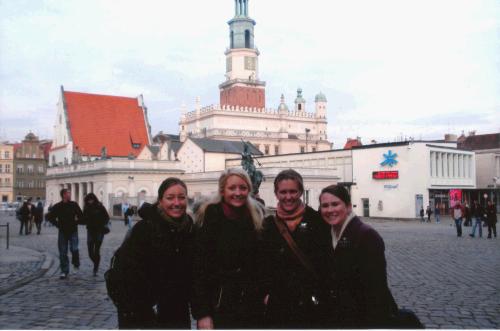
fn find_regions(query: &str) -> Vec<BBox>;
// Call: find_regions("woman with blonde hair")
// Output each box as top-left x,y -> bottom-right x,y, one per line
192,168 -> 266,329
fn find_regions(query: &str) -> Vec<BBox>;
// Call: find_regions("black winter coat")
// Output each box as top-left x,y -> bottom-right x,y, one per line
319,216 -> 398,328
81,203 -> 109,234
191,203 -> 265,329
261,206 -> 328,329
46,201 -> 83,236
116,203 -> 194,329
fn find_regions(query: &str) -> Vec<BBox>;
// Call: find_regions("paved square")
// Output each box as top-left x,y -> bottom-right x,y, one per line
0,213 -> 498,329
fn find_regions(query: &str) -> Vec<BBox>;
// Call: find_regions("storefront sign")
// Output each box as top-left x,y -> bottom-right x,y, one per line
373,171 -> 399,179
449,189 -> 462,207
380,150 -> 398,167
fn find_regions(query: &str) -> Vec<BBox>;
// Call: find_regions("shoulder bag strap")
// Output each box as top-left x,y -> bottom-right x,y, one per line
273,216 -> 318,278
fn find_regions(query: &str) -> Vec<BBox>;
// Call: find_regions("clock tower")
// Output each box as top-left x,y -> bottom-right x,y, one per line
220,0 -> 266,108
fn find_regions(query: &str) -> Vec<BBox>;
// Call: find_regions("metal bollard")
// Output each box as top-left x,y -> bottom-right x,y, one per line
6,222 -> 9,250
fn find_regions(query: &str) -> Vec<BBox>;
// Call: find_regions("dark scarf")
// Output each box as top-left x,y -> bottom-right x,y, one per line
221,201 -> 251,221
156,205 -> 192,232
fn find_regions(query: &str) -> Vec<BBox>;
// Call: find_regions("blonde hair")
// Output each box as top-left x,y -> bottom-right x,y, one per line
195,168 -> 264,231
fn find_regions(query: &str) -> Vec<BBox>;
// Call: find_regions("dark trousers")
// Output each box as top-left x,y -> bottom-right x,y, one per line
487,222 -> 497,238
87,231 -> 104,272
454,218 -> 463,237
19,220 -> 29,235
35,221 -> 42,234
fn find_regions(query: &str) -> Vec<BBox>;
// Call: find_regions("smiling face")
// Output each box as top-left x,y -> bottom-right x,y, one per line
319,192 -> 352,228
275,179 -> 303,213
158,184 -> 187,219
221,175 -> 250,208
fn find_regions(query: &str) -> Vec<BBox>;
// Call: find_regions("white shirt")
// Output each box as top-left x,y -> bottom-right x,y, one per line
331,212 -> 356,250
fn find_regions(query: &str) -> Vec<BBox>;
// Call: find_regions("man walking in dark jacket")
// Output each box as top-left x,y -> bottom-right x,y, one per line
47,188 -> 83,279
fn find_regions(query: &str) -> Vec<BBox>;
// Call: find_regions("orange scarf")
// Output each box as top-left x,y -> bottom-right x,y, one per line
276,202 -> 306,232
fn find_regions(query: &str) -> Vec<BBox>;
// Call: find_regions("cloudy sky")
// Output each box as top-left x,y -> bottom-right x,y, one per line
1,0 -> 499,147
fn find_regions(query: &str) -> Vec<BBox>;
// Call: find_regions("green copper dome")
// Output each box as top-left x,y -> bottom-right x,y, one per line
315,92 -> 327,103
294,88 -> 306,104
278,94 -> 289,111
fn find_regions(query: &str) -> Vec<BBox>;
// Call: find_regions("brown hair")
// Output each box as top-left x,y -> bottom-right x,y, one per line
273,169 -> 304,194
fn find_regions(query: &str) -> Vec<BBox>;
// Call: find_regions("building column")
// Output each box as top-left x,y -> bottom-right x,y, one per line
78,182 -> 84,207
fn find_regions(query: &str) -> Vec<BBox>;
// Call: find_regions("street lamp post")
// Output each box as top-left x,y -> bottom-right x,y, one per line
305,128 -> 310,153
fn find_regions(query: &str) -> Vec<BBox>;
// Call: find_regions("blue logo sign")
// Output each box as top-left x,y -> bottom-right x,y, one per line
380,150 -> 398,167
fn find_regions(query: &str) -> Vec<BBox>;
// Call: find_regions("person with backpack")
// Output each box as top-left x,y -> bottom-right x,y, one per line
81,193 -> 110,276
106,178 -> 194,329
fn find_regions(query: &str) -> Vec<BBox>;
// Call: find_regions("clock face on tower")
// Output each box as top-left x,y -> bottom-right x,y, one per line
244,56 -> 256,70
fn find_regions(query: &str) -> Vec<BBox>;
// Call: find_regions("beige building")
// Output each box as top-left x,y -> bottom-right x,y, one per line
13,133 -> 48,201
0,143 -> 14,202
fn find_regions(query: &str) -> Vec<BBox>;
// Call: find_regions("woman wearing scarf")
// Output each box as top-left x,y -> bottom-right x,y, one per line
318,184 -> 402,328
115,177 -> 194,329
261,169 -> 326,329
192,168 -> 265,329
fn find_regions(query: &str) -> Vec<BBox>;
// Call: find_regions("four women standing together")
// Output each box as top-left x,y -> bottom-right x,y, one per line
110,169 -> 408,329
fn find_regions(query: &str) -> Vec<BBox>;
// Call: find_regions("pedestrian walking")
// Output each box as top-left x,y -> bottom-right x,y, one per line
81,193 -> 110,276
485,200 -> 497,239
419,207 -> 425,222
33,200 -> 44,235
261,169 -> 326,329
122,202 -> 133,229
18,198 -> 34,235
426,205 -> 432,223
452,203 -> 464,237
44,203 -> 53,227
46,188 -> 83,279
464,203 -> 472,227
192,169 -> 265,329
106,178 -> 194,329
434,203 -> 441,223
469,200 -> 483,238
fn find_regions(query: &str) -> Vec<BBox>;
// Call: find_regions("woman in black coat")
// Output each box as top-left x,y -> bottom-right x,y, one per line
317,184 -> 399,328
82,193 -> 110,276
114,178 -> 194,329
261,169 -> 327,329
192,168 -> 265,329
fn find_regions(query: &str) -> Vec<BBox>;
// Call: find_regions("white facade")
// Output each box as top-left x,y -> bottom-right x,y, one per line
475,150 -> 500,189
45,158 -> 183,213
179,100 -> 331,155
351,142 -> 476,219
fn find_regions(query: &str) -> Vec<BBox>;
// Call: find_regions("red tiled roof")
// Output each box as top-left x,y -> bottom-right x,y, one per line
64,91 -> 150,157
344,138 -> 362,150
12,143 -> 22,153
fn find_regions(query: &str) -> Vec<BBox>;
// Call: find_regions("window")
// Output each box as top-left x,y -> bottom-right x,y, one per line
300,146 -> 305,153
274,145 -> 279,155
38,165 -> 44,174
17,180 -> 24,188
27,165 -> 34,174
303,190 -> 310,205
5,164 -> 10,173
5,178 -> 10,184
0,164 -> 2,173
298,104 -> 302,111
312,147 -> 317,152
264,145 -> 270,155
28,180 -> 34,188
4,151 -> 9,159
17,165 -> 24,174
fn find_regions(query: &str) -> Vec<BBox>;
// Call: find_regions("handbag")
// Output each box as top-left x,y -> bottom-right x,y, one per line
102,222 -> 111,235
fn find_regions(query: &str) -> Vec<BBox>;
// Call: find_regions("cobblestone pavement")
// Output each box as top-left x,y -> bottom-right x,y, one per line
0,212 -> 499,329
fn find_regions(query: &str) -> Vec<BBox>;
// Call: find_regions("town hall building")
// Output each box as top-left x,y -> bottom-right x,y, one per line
178,0 -> 333,155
